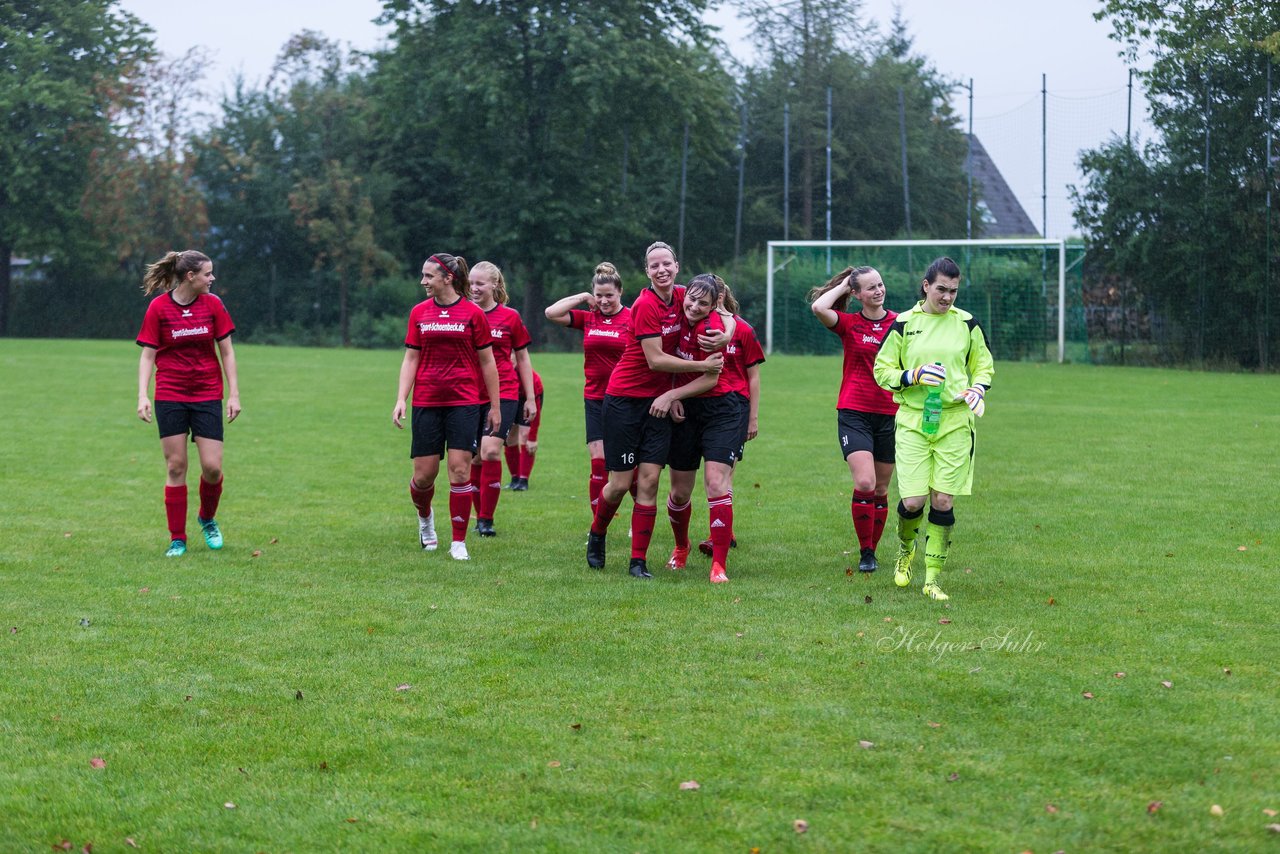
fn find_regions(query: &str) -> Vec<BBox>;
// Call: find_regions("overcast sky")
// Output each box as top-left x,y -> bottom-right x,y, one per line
118,0 -> 1150,239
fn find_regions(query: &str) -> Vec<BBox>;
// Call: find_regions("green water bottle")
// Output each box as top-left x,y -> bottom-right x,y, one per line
922,363 -> 943,436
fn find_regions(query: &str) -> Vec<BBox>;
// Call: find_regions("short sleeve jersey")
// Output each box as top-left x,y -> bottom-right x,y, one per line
605,285 -> 686,399
483,303 -> 532,400
673,312 -> 730,397
831,309 -> 898,415
405,297 -> 493,407
722,317 -> 766,398
568,306 -> 631,400
136,291 -> 235,402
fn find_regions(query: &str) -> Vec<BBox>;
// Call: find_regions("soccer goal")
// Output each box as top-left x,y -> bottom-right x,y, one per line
765,239 -> 1085,362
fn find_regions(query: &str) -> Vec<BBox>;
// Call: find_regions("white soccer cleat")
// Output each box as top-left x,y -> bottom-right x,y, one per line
449,540 -> 470,561
419,512 -> 438,551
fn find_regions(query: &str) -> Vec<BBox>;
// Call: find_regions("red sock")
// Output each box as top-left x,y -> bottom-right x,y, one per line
409,478 -> 435,518
449,484 -> 472,542
198,476 -> 223,520
591,492 -> 622,536
667,496 -> 692,549
852,490 -> 875,550
873,496 -> 889,549
589,458 -> 607,511
505,444 -> 520,479
479,459 -> 503,521
709,493 -> 733,565
469,463 -> 482,516
629,503 -> 657,560
519,446 -> 534,479
164,484 -> 187,542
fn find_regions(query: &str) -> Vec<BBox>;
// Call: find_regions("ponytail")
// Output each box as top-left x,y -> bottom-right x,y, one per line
142,250 -> 210,295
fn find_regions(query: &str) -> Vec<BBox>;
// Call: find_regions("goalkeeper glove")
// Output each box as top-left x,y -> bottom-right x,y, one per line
902,363 -> 946,387
955,385 -> 986,417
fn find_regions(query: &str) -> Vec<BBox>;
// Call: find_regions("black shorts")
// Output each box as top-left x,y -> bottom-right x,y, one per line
412,404 -> 482,458
517,393 -> 543,429
602,395 -> 671,471
732,391 -> 750,463
477,399 -> 520,443
669,394 -> 749,470
584,398 -> 605,444
838,408 -> 896,463
156,399 -> 223,442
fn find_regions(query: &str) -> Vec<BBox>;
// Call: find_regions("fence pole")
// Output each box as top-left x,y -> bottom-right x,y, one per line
678,121 -> 689,259
783,101 -> 790,242
825,86 -> 833,275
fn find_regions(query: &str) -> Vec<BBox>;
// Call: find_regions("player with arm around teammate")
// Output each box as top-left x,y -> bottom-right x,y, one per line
809,266 -> 898,573
136,250 -> 240,557
393,253 -> 502,561
873,257 -> 994,601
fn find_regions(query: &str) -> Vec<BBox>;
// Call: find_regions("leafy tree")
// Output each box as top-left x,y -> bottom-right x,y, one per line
0,0 -> 153,334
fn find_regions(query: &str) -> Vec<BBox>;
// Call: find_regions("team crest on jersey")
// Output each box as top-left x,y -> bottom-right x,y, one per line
181,309 -> 193,318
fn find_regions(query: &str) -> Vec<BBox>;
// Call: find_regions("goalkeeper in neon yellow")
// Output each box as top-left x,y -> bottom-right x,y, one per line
873,257 -> 994,601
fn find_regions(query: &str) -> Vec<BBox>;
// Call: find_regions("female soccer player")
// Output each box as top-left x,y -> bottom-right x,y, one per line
505,369 -> 542,490
664,274 -> 756,584
393,253 -> 502,561
809,266 -> 898,573
585,242 -> 729,579
873,257 -> 994,601
544,262 -> 631,514
136,250 -> 240,557
466,261 -> 537,537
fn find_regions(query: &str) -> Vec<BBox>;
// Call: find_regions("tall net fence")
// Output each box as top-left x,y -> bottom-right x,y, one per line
766,241 -> 1087,362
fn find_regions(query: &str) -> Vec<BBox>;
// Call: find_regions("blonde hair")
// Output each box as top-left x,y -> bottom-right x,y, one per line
720,282 -> 740,315
471,261 -> 509,305
142,250 -> 210,295
592,261 -> 622,294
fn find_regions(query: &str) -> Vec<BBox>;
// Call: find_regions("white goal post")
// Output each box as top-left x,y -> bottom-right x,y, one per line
766,238 -> 1068,362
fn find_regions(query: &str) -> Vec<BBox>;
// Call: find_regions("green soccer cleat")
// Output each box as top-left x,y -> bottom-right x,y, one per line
893,542 -> 915,587
922,582 -> 950,601
198,517 -> 223,550
165,539 -> 187,558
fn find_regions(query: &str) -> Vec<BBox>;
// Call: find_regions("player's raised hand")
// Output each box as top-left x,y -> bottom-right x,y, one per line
955,385 -> 986,417
903,363 -> 945,387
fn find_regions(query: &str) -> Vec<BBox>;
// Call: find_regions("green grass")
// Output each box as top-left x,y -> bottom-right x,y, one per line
1,339 -> 1277,852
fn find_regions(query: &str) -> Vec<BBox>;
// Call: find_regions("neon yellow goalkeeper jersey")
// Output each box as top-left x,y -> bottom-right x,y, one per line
872,301 -> 995,414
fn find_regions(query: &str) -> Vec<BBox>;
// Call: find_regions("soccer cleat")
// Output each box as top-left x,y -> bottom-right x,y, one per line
419,512 -> 438,551
165,539 -> 186,558
858,547 -> 878,573
476,518 -> 496,537
709,562 -> 729,583
449,540 -> 470,561
666,546 -> 689,570
511,477 -> 529,491
198,516 -> 223,550
628,557 -> 653,579
587,531 -> 606,569
506,478 -> 519,490
697,537 -> 737,557
893,542 -> 915,588
922,582 -> 950,601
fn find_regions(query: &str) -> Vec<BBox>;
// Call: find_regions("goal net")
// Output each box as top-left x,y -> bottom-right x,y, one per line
765,239 -> 1087,362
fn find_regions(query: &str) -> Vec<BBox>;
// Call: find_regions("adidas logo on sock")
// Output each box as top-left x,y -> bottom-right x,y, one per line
711,519 -> 726,528
451,515 -> 466,522
488,481 -> 503,489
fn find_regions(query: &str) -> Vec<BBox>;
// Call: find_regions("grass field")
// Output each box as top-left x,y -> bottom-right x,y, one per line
1,338 -> 1277,852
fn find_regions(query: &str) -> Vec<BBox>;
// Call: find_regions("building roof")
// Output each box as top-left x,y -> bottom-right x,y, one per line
968,135 -> 1039,238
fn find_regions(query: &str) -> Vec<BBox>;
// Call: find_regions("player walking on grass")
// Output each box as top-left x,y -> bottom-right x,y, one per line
873,257 -> 994,601
467,261 -> 537,537
664,275 -> 757,584
136,250 -> 240,558
544,262 -> 632,514
809,266 -> 898,573
393,253 -> 502,561
585,242 -> 729,579
505,369 -> 542,490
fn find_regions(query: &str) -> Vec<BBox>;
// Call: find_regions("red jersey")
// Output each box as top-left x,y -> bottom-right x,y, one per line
483,303 -> 532,400
722,317 -> 765,398
405,297 -> 493,407
531,371 -> 543,396
568,306 -> 630,400
673,312 -> 730,396
831,309 -> 898,415
605,285 -> 686,398
136,291 -> 235,402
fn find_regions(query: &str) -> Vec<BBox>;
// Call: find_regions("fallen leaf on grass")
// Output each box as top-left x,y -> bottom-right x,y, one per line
78,618 -> 91,628
793,819 -> 808,834
968,667 -> 982,674
883,617 -> 892,623
947,772 -> 960,782
251,550 -> 262,558
395,684 -> 411,692
1266,823 -> 1280,834
8,626 -> 16,634
1264,809 -> 1277,817
1047,597 -> 1056,605
732,597 -> 741,604
63,532 -> 73,538
224,802 -> 236,810
530,818 -> 538,829
846,568 -> 854,576
1237,546 -> 1247,551
938,618 -> 951,625
1160,681 -> 1173,689
80,846 -> 92,854
927,722 -> 941,728
1114,672 -> 1126,678
964,568 -> 972,574
1210,804 -> 1224,817
137,588 -> 149,594
1045,803 -> 1059,813
1223,668 -> 1232,676
295,690 -> 303,700
547,761 -> 561,768
55,840 -> 72,850
735,632 -> 743,638
269,538 -> 279,545
864,595 -> 872,604
570,723 -> 582,731
856,631 -> 864,638
679,780 -> 699,790
238,768 -> 248,777
90,758 -> 105,769
1082,692 -> 1095,699
1148,801 -> 1163,814
858,740 -> 874,749
345,818 -> 358,823
124,839 -> 137,849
